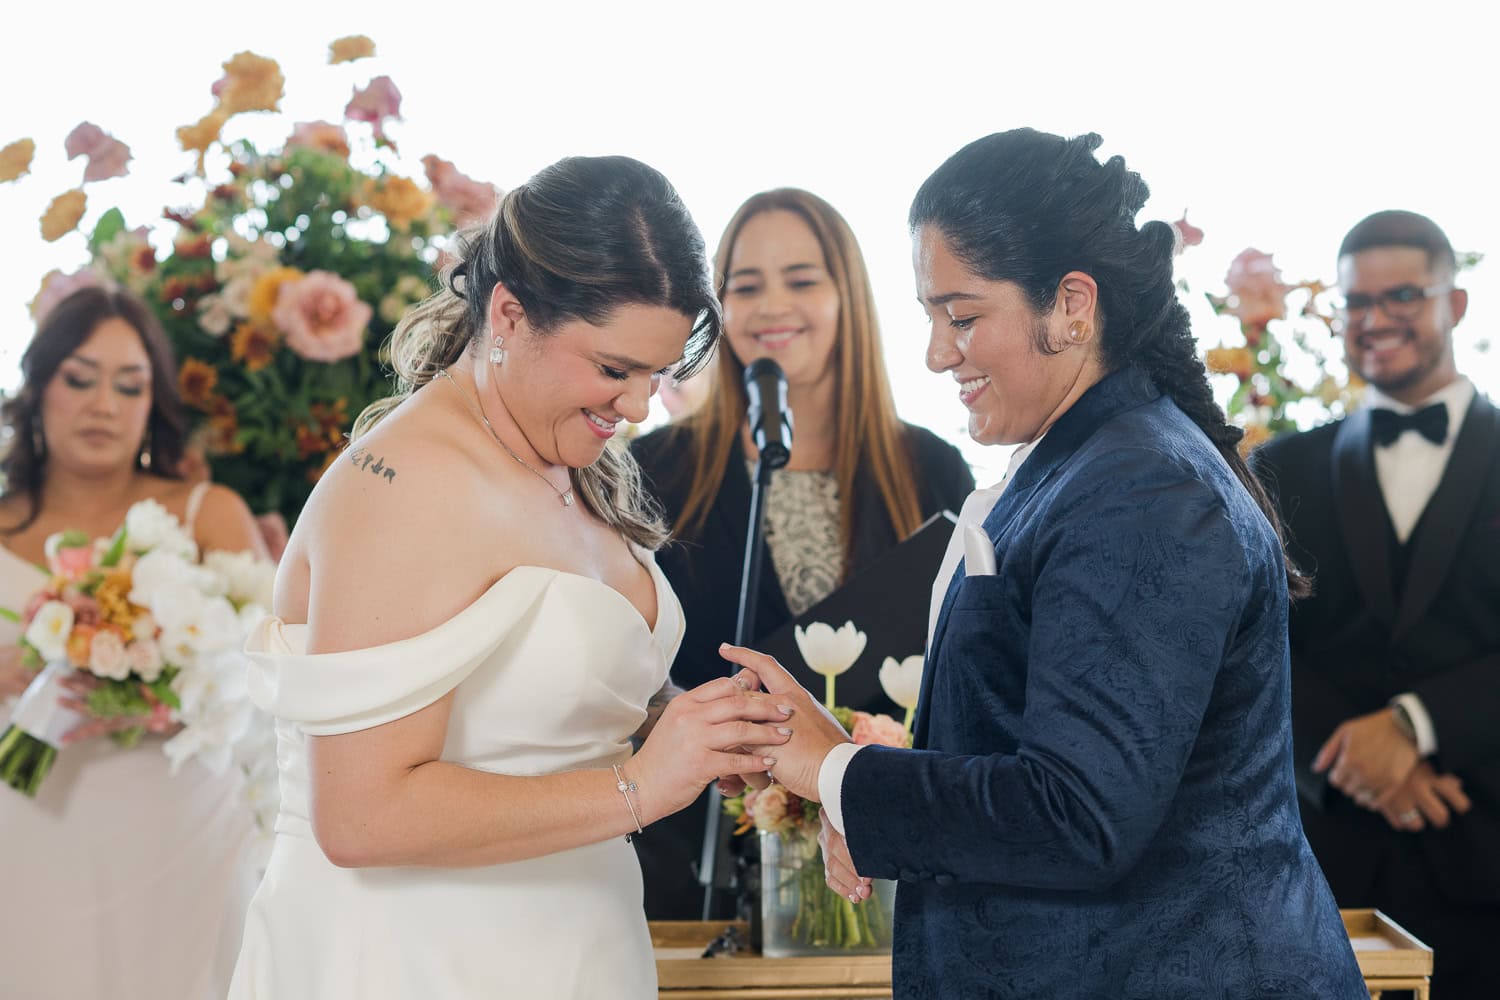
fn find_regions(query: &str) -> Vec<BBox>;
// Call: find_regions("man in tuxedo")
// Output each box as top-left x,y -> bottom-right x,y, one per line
1252,210 -> 1500,999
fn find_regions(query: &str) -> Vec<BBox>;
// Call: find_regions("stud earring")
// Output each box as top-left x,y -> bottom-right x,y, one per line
489,335 -> 507,365
1067,322 -> 1089,343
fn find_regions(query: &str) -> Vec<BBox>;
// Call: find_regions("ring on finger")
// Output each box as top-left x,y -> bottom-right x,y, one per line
1398,809 -> 1421,825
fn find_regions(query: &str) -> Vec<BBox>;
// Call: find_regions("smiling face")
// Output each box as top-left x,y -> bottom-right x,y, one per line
492,300 -> 692,469
39,317 -> 154,475
1337,246 -> 1464,403
719,209 -> 841,391
914,225 -> 1103,446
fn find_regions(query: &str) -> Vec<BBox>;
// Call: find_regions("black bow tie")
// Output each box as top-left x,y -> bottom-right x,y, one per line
1370,403 -> 1448,447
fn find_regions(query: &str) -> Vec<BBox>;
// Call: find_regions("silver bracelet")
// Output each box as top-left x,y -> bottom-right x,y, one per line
611,763 -> 644,839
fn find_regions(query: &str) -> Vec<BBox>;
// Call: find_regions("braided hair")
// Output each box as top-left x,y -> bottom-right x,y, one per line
909,129 -> 1308,599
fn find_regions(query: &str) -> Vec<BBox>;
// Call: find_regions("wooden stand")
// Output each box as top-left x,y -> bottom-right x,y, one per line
652,909 -> 1432,999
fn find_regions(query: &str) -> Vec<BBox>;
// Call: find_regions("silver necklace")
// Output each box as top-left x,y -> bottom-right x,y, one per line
434,368 -> 576,508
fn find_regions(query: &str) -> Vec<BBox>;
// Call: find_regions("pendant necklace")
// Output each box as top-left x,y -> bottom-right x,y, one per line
434,368 -> 576,508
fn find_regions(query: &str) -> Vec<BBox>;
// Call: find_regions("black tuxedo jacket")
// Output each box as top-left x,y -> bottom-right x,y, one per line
1251,392 -> 1500,904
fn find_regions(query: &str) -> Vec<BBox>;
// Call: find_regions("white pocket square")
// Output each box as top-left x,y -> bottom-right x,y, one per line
962,523 -> 997,576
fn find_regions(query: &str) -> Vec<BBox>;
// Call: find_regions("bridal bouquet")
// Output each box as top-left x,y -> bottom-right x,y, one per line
723,621 -> 919,954
0,500 -> 274,818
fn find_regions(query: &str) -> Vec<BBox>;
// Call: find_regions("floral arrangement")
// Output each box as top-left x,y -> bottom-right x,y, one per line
0,500 -> 276,832
7,37 -> 499,525
724,621 -> 916,952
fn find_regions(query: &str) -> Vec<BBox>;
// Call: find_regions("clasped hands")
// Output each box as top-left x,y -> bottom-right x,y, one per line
713,644 -> 876,906
1314,708 -> 1469,832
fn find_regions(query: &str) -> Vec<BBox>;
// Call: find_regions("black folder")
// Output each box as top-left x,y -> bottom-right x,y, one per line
754,510 -> 957,718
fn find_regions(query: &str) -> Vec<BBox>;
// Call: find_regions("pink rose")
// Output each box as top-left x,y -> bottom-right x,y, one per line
287,121 -> 351,159
49,545 -> 95,583
851,711 -> 909,748
87,628 -> 129,681
421,155 -> 499,224
344,76 -> 402,141
750,782 -> 793,833
63,593 -> 102,628
271,270 -> 372,362
30,267 -> 106,323
64,121 -> 132,184
1223,249 -> 1289,327
1171,213 -> 1204,254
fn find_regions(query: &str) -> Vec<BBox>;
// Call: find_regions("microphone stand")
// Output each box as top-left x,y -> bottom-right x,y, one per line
698,453 -> 780,922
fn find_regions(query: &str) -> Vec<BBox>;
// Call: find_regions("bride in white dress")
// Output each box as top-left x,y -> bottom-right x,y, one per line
0,286 -> 270,1000
228,155 -> 794,998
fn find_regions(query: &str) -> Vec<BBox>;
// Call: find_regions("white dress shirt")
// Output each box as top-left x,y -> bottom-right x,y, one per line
820,440 -> 1042,834
1364,376 -> 1475,757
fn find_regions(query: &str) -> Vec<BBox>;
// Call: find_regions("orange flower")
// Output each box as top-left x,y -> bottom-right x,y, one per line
230,322 -> 279,372
176,108 -> 230,169
40,189 -> 87,242
1238,423 -> 1273,457
178,358 -> 219,410
248,266 -> 305,325
66,623 -> 97,668
0,137 -> 35,183
207,401 -> 244,455
1205,346 -> 1255,380
213,52 -> 285,115
328,35 -> 376,64
364,175 -> 432,231
174,232 -> 213,259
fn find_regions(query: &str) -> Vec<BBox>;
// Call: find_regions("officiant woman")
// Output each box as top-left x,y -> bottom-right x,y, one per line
723,130 -> 1372,998
630,188 -> 973,918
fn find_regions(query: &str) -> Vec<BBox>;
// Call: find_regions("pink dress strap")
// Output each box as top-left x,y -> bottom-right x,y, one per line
183,481 -> 212,536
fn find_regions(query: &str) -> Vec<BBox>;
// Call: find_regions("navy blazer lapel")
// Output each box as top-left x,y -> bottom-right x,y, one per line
1393,394 -> 1500,640
1331,411 -> 1397,627
913,366 -> 1161,747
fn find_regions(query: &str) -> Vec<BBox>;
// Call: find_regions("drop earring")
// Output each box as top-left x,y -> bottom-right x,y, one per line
489,335 -> 507,365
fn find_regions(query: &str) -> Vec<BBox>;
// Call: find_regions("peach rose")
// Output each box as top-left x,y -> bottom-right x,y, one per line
421,155 -> 499,224
365,175 -> 433,231
30,267 -> 105,322
1223,249 -> 1289,327
345,76 -> 402,141
1171,213 -> 1204,254
64,122 -> 132,183
750,782 -> 793,833
87,628 -> 130,681
272,271 -> 371,362
850,711 -> 909,748
40,189 -> 87,242
0,137 -> 36,183
287,120 -> 351,159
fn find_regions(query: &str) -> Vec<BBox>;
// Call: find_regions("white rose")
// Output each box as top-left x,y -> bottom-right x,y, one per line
124,500 -> 198,560
203,550 -> 276,610
126,637 -> 165,683
86,629 -> 130,681
23,601 -> 75,661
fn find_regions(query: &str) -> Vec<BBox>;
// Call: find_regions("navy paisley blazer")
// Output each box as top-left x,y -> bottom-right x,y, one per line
840,367 -> 1368,999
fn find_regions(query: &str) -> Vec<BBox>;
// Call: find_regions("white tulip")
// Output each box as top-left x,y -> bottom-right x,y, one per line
794,620 -> 867,708
24,601 -> 75,662
124,499 -> 198,561
879,655 -> 924,710
203,550 -> 276,610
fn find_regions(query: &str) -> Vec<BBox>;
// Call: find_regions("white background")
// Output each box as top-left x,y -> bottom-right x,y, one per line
2,0 -> 1495,483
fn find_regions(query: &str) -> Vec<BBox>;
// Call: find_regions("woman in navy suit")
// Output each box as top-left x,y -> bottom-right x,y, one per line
724,130 -> 1369,999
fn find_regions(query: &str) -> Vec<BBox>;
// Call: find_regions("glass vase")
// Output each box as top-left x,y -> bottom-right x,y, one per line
758,829 -> 896,957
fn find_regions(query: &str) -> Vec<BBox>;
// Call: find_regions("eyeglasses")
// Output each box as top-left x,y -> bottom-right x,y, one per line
1334,282 -> 1452,322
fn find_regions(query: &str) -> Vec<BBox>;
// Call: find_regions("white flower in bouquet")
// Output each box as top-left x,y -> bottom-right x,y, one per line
123,499 -> 199,561
203,550 -> 276,610
129,549 -> 216,608
126,637 -> 165,683
85,629 -> 131,681
155,589 -> 243,665
24,601 -> 74,661
794,620 -> 867,709
879,654 -> 924,734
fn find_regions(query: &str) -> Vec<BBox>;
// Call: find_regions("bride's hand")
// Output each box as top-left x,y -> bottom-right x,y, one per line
57,673 -> 178,745
0,646 -> 30,699
624,670 -> 795,825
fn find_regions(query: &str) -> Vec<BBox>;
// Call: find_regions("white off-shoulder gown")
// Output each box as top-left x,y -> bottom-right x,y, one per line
227,559 -> 683,999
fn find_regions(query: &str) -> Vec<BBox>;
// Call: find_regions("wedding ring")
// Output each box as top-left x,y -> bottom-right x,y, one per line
1398,810 -> 1421,826
1355,790 -> 1376,807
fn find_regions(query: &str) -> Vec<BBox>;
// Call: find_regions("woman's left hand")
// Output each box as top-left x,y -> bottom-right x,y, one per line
716,643 -> 851,801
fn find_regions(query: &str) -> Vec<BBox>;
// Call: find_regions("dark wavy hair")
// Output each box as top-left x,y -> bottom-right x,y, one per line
355,155 -> 722,549
1,285 -> 187,534
909,129 -> 1308,599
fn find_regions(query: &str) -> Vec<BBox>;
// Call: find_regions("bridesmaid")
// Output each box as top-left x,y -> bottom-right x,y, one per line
0,286 -> 268,1000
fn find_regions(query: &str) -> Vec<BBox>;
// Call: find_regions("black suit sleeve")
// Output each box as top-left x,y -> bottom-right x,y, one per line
1417,653 -> 1500,771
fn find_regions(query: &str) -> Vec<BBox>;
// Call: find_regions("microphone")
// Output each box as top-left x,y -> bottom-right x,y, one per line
744,357 -> 793,469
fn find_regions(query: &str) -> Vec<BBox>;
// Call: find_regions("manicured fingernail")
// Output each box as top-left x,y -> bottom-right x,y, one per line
777,705 -> 794,716
848,892 -> 860,903
776,727 -> 793,736
763,757 -> 777,766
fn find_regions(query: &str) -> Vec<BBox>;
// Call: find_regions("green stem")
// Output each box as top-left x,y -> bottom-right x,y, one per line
824,674 -> 835,710
902,706 -> 914,734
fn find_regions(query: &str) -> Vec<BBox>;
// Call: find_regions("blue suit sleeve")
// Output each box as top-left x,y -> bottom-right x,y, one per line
842,452 -> 1252,891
